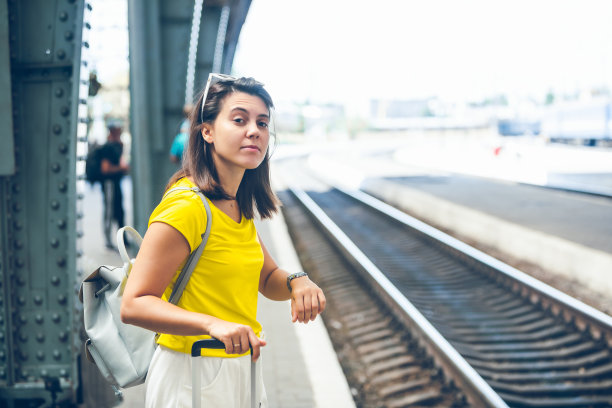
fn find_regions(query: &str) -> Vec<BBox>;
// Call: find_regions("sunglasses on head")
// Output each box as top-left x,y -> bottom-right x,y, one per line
199,73 -> 237,122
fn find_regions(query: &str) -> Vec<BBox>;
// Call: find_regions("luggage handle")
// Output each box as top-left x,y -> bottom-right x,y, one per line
191,338 -> 253,356
191,338 -> 256,408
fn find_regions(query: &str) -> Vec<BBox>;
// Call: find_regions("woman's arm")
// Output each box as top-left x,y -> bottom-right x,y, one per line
121,222 -> 265,359
258,237 -> 326,323
101,158 -> 129,175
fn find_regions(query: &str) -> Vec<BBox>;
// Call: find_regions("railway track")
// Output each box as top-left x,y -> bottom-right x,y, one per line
277,162 -> 612,408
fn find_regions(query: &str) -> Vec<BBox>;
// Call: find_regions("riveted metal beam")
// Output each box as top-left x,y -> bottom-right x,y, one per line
0,0 -> 90,405
0,0 -> 15,176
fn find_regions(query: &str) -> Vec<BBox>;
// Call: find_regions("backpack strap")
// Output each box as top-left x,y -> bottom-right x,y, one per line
163,186 -> 212,304
117,226 -> 144,264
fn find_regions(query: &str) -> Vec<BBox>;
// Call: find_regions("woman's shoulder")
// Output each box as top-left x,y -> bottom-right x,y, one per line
152,179 -> 207,221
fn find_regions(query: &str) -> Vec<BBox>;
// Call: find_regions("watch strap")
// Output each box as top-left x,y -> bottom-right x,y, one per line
287,271 -> 308,292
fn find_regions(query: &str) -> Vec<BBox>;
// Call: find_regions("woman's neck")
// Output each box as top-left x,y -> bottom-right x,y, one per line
213,158 -> 244,199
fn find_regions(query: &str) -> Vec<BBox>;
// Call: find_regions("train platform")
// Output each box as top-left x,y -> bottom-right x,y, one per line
79,179 -> 355,407
300,138 -> 612,315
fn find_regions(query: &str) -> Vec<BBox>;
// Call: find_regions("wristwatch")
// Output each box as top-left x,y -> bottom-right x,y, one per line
286,271 -> 308,292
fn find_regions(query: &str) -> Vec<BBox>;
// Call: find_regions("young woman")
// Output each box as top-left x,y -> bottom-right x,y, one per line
120,75 -> 326,407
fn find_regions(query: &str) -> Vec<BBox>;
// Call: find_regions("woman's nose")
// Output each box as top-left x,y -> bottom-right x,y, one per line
246,123 -> 260,139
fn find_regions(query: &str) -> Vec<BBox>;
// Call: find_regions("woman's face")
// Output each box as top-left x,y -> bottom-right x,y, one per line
202,91 -> 270,173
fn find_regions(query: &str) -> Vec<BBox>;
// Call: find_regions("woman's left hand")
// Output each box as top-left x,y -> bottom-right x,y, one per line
290,277 -> 326,323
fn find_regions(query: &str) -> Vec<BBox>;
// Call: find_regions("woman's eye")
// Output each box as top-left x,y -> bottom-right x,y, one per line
233,117 -> 244,123
258,122 -> 269,128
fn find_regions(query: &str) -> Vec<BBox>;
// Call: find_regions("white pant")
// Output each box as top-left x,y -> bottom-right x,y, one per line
145,346 -> 268,408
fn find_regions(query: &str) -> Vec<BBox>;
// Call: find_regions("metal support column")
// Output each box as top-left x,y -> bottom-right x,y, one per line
0,0 -> 91,405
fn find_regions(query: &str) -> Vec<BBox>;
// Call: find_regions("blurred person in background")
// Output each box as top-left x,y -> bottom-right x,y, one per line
100,120 -> 130,249
169,104 -> 193,163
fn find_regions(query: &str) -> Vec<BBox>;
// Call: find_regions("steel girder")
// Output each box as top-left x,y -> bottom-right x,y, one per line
0,0 -> 91,405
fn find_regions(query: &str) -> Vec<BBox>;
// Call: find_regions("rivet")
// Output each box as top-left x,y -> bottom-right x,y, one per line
0,370 -> 5,379
52,313 -> 60,323
0,351 -> 5,360
19,333 -> 28,342
57,219 -> 67,229
51,200 -> 60,210
12,202 -> 21,212
53,350 -> 61,360
60,106 -> 69,116
60,369 -> 67,377
50,238 -> 60,248
35,314 -> 43,323
19,315 -> 27,324
52,124 -> 62,134
37,351 -> 45,361
57,49 -> 66,59
58,182 -> 67,192
58,11 -> 68,21
13,220 -> 23,230
58,331 -> 68,342
57,294 -> 67,304
12,184 -> 20,193
51,163 -> 61,173
64,31 -> 74,41
55,88 -> 64,98
14,240 -> 23,250
36,333 -> 45,342
15,258 -> 24,268
41,69 -> 49,77
17,296 -> 26,306
58,143 -> 68,153
76,230 -> 84,238
51,276 -> 60,286
57,257 -> 66,267
0,332 -> 4,341
17,276 -> 25,286
40,369 -> 47,376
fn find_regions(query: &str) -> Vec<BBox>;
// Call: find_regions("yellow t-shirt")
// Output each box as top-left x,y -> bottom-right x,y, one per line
148,178 -> 264,357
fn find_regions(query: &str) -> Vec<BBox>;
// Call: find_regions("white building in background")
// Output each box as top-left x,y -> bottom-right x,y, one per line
368,98 -> 493,131
541,97 -> 612,144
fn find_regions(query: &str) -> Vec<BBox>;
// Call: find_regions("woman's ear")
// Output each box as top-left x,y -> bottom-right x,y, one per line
201,125 -> 214,143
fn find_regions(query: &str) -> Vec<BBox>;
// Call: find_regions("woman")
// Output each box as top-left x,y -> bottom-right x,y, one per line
121,75 -> 326,407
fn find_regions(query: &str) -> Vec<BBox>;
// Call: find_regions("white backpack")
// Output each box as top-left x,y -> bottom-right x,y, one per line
78,188 -> 211,393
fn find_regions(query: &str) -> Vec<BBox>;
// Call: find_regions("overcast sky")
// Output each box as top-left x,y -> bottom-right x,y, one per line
234,0 -> 612,106
87,0 -> 612,110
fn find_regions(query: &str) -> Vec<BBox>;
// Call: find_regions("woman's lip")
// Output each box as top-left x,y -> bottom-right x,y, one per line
242,145 -> 260,151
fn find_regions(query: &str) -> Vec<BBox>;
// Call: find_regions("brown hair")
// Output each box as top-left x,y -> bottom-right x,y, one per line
166,77 -> 279,219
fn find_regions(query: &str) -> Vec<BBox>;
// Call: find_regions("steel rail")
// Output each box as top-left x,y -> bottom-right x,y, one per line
335,185 -> 612,344
289,185 -> 509,408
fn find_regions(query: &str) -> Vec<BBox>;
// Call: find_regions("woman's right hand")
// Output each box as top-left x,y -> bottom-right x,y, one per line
208,318 -> 266,361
